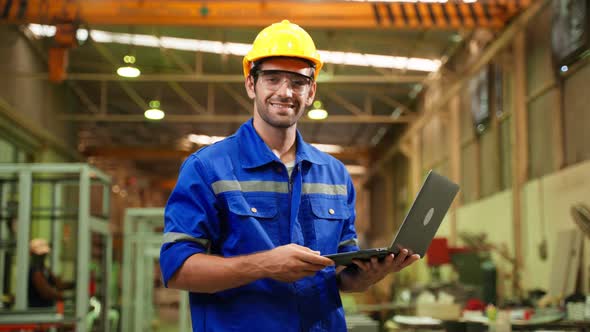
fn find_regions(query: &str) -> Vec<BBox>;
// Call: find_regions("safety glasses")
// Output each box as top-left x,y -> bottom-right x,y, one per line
254,70 -> 313,94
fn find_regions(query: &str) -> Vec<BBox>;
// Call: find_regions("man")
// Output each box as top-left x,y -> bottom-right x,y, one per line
28,238 -> 74,308
160,20 -> 420,331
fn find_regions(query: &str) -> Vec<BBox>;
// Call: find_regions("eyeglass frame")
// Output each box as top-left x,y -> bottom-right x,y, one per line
250,69 -> 314,94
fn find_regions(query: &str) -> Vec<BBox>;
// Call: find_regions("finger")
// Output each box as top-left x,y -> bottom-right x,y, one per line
370,256 -> 380,270
351,259 -> 370,272
394,249 -> 409,264
400,254 -> 421,268
299,252 -> 334,266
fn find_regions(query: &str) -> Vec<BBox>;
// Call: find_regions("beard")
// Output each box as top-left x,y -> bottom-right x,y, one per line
254,95 -> 304,129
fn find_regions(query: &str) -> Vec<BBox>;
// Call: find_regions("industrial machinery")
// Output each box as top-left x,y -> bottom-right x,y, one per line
0,163 -> 114,332
121,208 -> 190,332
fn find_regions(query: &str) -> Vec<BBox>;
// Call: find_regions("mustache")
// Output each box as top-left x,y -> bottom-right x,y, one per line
269,97 -> 297,104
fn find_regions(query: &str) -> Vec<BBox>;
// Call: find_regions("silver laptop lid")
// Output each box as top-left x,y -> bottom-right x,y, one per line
388,170 -> 459,256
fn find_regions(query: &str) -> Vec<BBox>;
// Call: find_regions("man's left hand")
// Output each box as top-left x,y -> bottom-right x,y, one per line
337,249 -> 420,292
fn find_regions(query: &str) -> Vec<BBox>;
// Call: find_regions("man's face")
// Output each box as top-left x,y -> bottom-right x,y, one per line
245,58 -> 316,129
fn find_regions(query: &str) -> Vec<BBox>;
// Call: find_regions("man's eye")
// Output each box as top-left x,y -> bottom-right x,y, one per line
292,79 -> 307,87
265,75 -> 281,83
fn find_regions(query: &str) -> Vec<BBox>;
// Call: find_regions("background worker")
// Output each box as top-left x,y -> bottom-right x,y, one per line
28,238 -> 74,308
160,20 -> 420,331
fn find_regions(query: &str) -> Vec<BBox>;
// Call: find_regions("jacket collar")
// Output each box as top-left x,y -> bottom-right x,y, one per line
238,119 -> 329,169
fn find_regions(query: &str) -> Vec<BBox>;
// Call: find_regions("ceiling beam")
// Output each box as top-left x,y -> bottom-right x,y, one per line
83,145 -> 371,164
160,47 -> 208,113
324,91 -> 363,116
167,81 -> 208,114
83,146 -> 189,160
58,113 -> 415,124
1,0 -> 529,29
219,84 -> 252,114
370,93 -> 412,114
92,42 -> 148,109
9,72 -> 429,84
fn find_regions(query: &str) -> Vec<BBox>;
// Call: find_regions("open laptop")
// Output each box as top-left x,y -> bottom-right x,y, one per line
324,170 -> 459,266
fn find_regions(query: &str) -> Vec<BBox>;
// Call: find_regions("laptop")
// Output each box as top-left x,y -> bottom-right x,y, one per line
324,170 -> 460,266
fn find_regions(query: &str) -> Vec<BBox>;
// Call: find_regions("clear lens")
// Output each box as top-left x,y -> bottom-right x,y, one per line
257,70 -> 312,94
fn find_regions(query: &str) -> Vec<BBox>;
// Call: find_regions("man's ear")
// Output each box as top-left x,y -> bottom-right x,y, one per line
245,76 -> 256,99
305,81 -> 317,106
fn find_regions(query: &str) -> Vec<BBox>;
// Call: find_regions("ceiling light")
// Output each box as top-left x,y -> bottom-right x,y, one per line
345,165 -> 366,175
345,0 -> 448,2
26,24 -> 441,72
311,144 -> 343,154
308,101 -> 328,120
144,100 -> 165,120
391,107 -> 403,119
116,55 -> 140,78
188,134 -> 226,145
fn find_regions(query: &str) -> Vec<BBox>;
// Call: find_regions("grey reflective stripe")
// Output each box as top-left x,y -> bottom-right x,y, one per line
212,180 -> 289,195
163,232 -> 210,248
338,238 -> 358,248
302,183 -> 347,196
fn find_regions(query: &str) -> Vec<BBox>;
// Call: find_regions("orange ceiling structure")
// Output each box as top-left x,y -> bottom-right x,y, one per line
1,0 -> 530,29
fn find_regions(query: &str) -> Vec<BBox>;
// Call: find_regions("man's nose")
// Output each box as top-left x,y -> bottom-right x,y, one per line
275,78 -> 294,97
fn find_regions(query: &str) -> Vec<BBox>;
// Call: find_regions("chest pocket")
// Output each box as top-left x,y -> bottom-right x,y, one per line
226,194 -> 280,249
308,197 -> 350,252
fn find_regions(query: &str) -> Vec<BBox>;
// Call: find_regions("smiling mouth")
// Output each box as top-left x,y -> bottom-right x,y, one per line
270,102 -> 295,110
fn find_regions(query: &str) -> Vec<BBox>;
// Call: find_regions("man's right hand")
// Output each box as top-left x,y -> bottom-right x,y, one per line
258,244 -> 334,283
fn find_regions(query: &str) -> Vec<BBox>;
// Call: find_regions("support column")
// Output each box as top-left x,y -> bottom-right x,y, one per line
409,134 -> 422,200
510,31 -> 528,297
448,97 -> 462,245
15,170 -> 32,310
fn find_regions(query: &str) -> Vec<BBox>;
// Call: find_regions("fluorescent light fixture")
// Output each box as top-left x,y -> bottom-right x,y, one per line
390,107 -> 403,119
311,144 -> 343,154
370,127 -> 389,146
144,100 -> 165,120
26,24 -> 441,72
188,134 -> 226,145
345,165 -> 366,175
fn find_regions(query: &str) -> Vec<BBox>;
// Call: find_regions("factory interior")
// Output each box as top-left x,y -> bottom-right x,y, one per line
0,0 -> 590,331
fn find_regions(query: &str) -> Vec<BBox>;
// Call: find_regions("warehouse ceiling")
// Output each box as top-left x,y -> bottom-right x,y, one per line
1,0 -> 531,183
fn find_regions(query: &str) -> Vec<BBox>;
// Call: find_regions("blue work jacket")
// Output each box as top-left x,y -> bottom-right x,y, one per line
160,119 -> 359,332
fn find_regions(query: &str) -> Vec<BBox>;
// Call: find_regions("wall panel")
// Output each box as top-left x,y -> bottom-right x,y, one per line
563,63 -> 590,165
525,4 -> 554,99
461,142 -> 478,203
528,90 -> 558,178
480,126 -> 501,197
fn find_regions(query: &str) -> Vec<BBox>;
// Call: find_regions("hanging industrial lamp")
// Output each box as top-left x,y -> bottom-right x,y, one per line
144,100 -> 165,120
307,100 -> 328,120
117,55 -> 141,78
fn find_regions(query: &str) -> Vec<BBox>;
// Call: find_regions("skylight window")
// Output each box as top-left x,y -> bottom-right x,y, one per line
27,24 -> 441,72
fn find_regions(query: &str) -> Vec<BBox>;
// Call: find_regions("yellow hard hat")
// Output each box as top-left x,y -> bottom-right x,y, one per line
243,20 -> 323,80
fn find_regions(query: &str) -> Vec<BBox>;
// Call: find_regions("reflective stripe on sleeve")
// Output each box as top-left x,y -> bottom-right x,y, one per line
338,238 -> 358,248
163,232 -> 210,249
